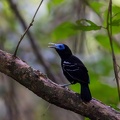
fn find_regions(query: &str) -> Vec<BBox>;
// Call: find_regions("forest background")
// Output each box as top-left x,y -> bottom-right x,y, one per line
0,0 -> 120,120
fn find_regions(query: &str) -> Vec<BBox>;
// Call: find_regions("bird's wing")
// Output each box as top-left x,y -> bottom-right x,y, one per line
62,61 -> 89,83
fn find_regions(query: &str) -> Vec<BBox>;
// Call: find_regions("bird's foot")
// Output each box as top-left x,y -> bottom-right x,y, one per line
59,83 -> 71,88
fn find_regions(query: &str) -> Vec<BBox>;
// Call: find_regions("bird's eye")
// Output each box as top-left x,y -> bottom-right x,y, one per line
59,45 -> 62,48
56,44 -> 65,50
58,45 -> 65,50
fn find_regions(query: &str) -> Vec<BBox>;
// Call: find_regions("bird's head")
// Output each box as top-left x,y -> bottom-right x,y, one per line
48,43 -> 72,60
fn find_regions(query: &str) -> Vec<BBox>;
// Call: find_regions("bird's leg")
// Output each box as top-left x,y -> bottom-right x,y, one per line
59,83 -> 72,88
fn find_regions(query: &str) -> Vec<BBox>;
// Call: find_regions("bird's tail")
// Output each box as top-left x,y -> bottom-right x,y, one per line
81,84 -> 92,102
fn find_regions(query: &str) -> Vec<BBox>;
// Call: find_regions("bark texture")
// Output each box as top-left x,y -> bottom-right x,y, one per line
0,49 -> 120,120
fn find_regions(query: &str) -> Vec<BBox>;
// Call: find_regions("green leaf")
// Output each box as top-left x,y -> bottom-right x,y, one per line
111,19 -> 120,26
51,22 -> 78,41
73,19 -> 102,31
95,35 -> 120,53
51,20 -> 102,42
89,1 -> 104,14
112,6 -> 120,18
52,0 -> 64,5
112,12 -> 120,19
110,6 -> 120,34
112,26 -> 120,34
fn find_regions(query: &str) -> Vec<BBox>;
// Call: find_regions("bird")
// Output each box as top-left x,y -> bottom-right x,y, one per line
49,43 -> 92,102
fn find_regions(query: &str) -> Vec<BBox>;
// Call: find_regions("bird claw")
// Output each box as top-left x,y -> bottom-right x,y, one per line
59,84 -> 68,88
59,83 -> 72,88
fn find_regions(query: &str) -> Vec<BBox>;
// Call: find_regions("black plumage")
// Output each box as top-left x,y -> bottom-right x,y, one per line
49,43 -> 92,102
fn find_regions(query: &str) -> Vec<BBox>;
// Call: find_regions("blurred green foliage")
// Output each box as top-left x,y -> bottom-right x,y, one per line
95,35 -> 120,53
0,0 -> 120,120
74,19 -> 102,31
51,22 -> 78,41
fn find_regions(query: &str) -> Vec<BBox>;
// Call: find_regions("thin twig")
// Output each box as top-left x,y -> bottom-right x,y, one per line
112,12 -> 120,18
14,0 -> 44,56
8,0 -> 60,83
107,0 -> 120,101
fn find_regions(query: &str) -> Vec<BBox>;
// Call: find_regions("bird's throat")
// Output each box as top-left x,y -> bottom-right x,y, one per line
56,50 -> 72,60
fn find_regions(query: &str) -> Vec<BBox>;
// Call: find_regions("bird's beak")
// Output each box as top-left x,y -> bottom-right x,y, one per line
48,43 -> 56,48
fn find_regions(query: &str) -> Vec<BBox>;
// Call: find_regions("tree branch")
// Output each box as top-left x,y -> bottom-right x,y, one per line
106,0 -> 120,100
0,49 -> 120,120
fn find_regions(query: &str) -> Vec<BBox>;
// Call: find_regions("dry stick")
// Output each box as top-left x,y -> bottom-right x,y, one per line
107,0 -> 120,100
8,0 -> 60,83
14,0 -> 44,57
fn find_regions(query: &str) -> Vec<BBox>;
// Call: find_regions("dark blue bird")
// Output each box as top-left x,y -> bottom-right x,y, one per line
49,43 -> 92,102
